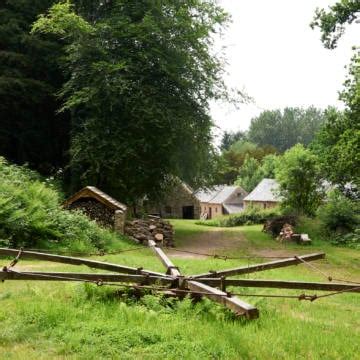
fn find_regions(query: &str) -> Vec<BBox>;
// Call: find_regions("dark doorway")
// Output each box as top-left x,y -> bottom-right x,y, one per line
209,207 -> 212,219
182,206 -> 194,219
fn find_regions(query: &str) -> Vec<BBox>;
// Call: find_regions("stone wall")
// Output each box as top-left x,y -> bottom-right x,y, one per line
148,183 -> 201,219
243,200 -> 279,210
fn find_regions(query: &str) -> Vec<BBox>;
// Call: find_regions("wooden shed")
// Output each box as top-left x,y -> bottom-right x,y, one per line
63,186 -> 127,233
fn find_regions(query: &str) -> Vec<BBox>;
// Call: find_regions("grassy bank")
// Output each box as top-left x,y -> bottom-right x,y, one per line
0,220 -> 359,359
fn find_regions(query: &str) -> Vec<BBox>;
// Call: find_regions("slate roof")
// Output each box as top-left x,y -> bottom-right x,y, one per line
243,179 -> 281,202
194,185 -> 240,204
223,203 -> 244,214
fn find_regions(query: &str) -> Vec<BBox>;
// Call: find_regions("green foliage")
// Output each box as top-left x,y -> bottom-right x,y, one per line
275,144 -> 323,216
235,154 -> 279,192
215,140 -> 277,185
0,0 -> 70,175
32,1 -> 233,204
0,157 -> 127,251
312,108 -> 360,191
311,2 -> 360,191
331,228 -> 360,249
317,190 -> 359,234
235,155 -> 263,192
248,107 -> 326,152
196,205 -> 281,227
311,0 -> 360,49
219,130 -> 247,151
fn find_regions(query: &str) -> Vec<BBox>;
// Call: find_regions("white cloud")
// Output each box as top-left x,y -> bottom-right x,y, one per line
211,0 -> 359,140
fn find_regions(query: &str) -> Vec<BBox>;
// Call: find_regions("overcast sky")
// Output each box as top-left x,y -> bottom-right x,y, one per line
211,0 -> 359,142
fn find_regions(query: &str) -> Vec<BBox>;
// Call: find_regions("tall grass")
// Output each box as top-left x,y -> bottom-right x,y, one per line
0,157 -> 129,253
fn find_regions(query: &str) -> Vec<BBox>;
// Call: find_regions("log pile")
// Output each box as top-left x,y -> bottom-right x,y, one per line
125,216 -> 174,247
67,198 -> 115,229
263,215 -> 311,244
263,215 -> 297,237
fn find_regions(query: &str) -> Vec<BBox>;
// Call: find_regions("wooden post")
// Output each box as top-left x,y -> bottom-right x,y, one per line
0,248 -> 167,278
186,280 -> 259,319
192,252 -> 325,279
148,240 -> 181,277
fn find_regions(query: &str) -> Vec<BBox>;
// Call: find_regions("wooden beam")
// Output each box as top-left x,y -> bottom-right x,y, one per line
192,252 -> 325,279
196,278 -> 360,293
0,248 -> 167,278
186,280 -> 259,319
0,271 -> 173,285
148,240 -> 181,277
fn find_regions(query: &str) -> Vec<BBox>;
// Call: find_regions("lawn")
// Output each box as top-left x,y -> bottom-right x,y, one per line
0,220 -> 359,359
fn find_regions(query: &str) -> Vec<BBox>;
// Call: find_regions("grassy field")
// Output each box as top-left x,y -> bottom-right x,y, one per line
0,220 -> 359,359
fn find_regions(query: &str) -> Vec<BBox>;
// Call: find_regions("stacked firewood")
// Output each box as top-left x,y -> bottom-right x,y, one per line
125,216 -> 174,247
262,215 -> 297,237
66,198 -> 114,228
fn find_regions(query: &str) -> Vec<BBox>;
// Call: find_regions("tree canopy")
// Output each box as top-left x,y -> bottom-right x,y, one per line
0,0 -> 70,174
248,107 -> 326,152
32,0 -> 232,204
311,1 -> 360,191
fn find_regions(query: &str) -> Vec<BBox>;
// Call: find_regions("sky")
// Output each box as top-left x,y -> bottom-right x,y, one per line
211,0 -> 359,142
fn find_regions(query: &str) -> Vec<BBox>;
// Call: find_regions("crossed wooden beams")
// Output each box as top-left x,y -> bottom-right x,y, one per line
0,246 -> 358,320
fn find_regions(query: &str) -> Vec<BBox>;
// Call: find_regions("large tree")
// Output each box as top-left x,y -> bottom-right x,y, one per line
32,1 -> 232,204
248,107 -> 326,152
311,1 -> 360,191
0,0 -> 70,174
275,144 -> 323,216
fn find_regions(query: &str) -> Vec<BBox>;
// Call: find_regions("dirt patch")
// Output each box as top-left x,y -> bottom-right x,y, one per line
168,227 -> 305,260
167,228 -> 249,259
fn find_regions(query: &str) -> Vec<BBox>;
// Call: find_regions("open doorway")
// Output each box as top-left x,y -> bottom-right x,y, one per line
182,206 -> 194,219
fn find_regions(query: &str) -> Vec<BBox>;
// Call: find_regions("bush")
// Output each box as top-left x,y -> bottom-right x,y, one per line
0,157 -> 128,252
196,205 -> 281,227
317,190 -> 359,234
331,228 -> 360,249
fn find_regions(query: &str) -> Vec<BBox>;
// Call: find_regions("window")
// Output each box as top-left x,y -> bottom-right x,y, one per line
165,206 -> 172,214
215,207 -> 217,213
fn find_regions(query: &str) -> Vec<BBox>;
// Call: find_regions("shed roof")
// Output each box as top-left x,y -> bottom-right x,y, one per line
63,186 -> 127,212
194,185 -> 242,204
243,179 -> 281,202
223,203 -> 244,214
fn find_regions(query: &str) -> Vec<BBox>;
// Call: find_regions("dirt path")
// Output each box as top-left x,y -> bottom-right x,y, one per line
167,228 -> 249,259
167,227 -> 305,260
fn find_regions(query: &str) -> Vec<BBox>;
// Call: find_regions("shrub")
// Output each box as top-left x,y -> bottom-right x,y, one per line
317,190 -> 359,234
196,205 -> 281,227
331,228 -> 360,249
0,157 -> 128,252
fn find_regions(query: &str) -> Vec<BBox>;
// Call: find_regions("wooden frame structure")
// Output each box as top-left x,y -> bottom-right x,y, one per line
0,245 -> 358,320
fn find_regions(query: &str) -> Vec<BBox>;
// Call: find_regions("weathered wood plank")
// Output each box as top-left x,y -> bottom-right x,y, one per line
192,252 -> 325,279
0,271 -> 173,285
186,280 -> 259,319
196,278 -> 360,293
0,248 -> 167,278
148,240 -> 181,277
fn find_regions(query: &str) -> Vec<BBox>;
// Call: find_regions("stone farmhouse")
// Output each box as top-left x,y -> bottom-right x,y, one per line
243,178 -> 281,209
194,185 -> 247,219
149,182 -> 247,219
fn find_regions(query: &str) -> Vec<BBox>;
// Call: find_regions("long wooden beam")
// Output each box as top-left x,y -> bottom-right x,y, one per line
0,248 -> 167,278
186,280 -> 259,319
196,278 -> 360,293
0,271 -> 173,285
148,240 -> 181,277
192,252 -> 325,279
